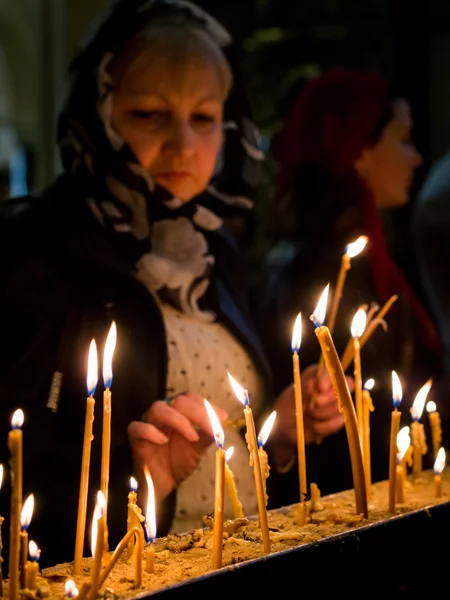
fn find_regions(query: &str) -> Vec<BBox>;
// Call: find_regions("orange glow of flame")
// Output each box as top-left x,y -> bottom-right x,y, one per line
411,378 -> 432,421
11,409 -> 24,429
130,476 -> 138,492
311,284 -> 329,327
345,235 -> 368,258
20,494 -> 34,530
64,580 -> 79,598
28,540 -> 40,561
433,447 -> 446,475
258,411 -> 277,447
0,464 -> 3,490
227,371 -> 249,406
87,339 -> 98,396
204,399 -> 225,448
144,467 -> 156,541
392,371 -> 402,408
103,321 -> 117,389
364,378 -> 375,391
225,447 -> 234,462
426,400 -> 437,414
90,490 -> 106,557
291,313 -> 302,353
350,307 -> 367,339
396,426 -> 410,463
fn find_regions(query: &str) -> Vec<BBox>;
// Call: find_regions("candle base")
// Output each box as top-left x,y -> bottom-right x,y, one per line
294,502 -> 308,526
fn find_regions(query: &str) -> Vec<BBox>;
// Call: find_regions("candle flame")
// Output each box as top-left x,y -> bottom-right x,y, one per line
130,476 -> 138,492
227,371 -> 249,406
20,494 -> 34,530
257,411 -> 277,447
90,491 -> 106,557
103,321 -> 117,389
291,313 -> 302,353
350,307 -> 367,339
345,235 -> 368,258
204,399 -> 225,448
391,371 -> 402,408
144,467 -> 156,542
363,378 -> 375,391
225,447 -> 234,462
310,284 -> 329,327
426,400 -> 437,414
65,580 -> 79,599
433,447 -> 446,475
28,540 -> 40,561
11,409 -> 24,429
87,339 -> 98,396
411,378 -> 432,421
396,426 -> 410,462
0,464 -> 3,490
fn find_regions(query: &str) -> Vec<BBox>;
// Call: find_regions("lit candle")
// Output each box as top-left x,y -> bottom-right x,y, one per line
291,314 -> 307,521
310,285 -> 368,518
74,340 -> 98,576
388,371 -> 402,513
204,399 -> 226,569
26,541 -> 40,590
19,494 -> 34,589
362,378 -> 375,497
257,411 -> 277,508
350,308 -> 367,445
410,379 -> 431,481
433,447 -> 446,498
396,426 -> 411,504
127,477 -> 144,563
143,467 -> 156,579
64,579 -> 79,599
224,448 -> 244,519
426,400 -> 442,461
228,373 -> 271,552
87,491 -> 107,600
0,464 -> 4,597
8,408 -> 24,600
101,321 -> 117,513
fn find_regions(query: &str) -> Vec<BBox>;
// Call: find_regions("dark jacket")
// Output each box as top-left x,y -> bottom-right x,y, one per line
0,175 -> 272,568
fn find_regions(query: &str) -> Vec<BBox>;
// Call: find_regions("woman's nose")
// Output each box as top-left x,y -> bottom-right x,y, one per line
164,120 -> 195,157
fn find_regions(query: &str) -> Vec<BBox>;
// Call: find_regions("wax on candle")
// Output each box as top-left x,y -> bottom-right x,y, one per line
19,494 -> 34,589
433,447 -> 446,498
388,371 -> 402,513
351,308 -> 367,444
410,379 -> 431,480
426,401 -> 442,461
127,477 -> 144,563
143,467 -> 157,576
8,408 -> 24,600
310,287 -> 368,518
257,411 -> 276,508
87,491 -> 107,600
224,448 -> 244,519
96,526 -> 143,591
362,379 -> 375,497
291,314 -> 308,516
396,426 -> 410,505
26,540 -> 40,590
64,579 -> 80,599
310,483 -> 324,511
74,340 -> 98,576
228,373 -> 271,553
101,321 -> 116,513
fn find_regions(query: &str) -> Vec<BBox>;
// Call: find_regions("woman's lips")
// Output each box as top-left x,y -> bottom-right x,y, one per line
155,172 -> 191,181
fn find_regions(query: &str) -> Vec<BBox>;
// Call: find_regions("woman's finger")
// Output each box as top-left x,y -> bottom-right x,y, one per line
128,420 -> 169,444
312,413 -> 345,437
146,400 -> 200,442
308,402 -> 341,422
172,393 -> 228,437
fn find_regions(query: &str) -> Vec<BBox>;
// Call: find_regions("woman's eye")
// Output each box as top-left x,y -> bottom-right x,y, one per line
191,113 -> 217,131
130,110 -> 165,124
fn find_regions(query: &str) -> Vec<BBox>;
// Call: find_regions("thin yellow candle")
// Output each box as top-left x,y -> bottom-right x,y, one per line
257,411 -> 277,508
228,373 -> 271,553
388,371 -> 402,513
350,308 -> 367,445
291,313 -> 307,520
19,494 -> 34,589
0,465 -> 3,598
310,286 -> 368,518
410,379 -> 431,480
426,400 -> 442,461
143,467 -> 156,579
224,448 -> 244,519
396,426 -> 411,504
8,408 -> 24,600
87,491 -> 107,600
26,541 -> 40,590
101,321 -> 117,513
127,477 -> 144,563
204,399 -> 226,569
97,526 -> 143,591
73,340 -> 98,576
64,579 -> 79,599
362,378 -> 375,497
433,447 -> 446,498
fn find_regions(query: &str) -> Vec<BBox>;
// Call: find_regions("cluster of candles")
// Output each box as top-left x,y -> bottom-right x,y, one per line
1,234 -> 447,597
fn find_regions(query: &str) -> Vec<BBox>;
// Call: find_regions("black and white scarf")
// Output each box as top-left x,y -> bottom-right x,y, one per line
57,0 -> 264,321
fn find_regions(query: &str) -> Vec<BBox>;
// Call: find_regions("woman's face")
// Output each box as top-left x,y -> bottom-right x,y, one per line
354,99 -> 422,208
111,51 -> 224,201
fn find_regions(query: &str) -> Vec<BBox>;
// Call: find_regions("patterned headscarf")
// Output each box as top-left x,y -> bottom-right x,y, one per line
57,0 -> 264,321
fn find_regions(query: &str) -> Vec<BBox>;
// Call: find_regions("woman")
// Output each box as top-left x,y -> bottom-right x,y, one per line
0,0 -> 341,567
257,67 -> 442,504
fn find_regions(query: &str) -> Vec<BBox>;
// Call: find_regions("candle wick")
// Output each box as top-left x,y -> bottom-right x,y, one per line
310,316 -> 319,328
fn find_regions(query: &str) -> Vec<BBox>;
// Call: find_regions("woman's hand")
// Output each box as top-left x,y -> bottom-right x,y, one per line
128,392 -> 227,501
